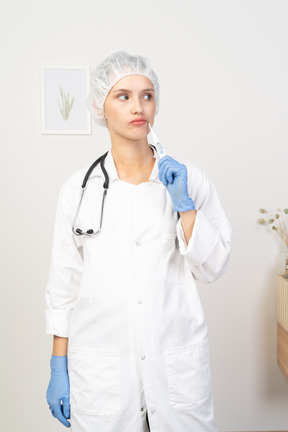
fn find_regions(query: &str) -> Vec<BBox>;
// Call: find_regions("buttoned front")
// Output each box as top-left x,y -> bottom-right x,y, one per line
45,144 -> 232,432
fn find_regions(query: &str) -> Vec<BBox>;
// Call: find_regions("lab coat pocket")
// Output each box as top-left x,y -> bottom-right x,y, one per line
161,233 -> 191,284
164,340 -> 211,411
68,347 -> 120,418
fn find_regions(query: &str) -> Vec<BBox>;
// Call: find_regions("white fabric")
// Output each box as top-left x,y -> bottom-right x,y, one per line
45,145 -> 232,432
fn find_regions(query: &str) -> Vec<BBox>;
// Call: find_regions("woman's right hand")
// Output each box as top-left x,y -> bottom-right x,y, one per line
46,355 -> 71,428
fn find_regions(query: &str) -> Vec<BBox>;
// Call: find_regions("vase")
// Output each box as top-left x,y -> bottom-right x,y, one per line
282,246 -> 288,278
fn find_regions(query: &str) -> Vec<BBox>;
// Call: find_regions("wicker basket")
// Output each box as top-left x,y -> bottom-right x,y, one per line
278,275 -> 288,332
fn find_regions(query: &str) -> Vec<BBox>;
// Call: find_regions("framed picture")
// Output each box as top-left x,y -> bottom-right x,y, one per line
40,65 -> 91,134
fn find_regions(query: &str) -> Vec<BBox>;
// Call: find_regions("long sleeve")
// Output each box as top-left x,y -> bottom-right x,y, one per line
176,164 -> 233,284
45,179 -> 84,337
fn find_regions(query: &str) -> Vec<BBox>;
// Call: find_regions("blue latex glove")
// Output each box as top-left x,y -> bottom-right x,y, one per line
158,156 -> 195,212
46,355 -> 71,428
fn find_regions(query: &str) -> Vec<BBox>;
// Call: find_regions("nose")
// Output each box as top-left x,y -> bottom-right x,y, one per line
131,96 -> 143,114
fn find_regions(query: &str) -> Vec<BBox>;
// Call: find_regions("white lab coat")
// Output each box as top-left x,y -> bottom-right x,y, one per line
45,144 -> 232,432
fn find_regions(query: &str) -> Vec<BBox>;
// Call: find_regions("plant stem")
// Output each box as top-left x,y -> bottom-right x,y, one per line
274,219 -> 288,246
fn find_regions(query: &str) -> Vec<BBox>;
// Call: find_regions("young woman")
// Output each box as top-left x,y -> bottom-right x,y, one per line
46,51 -> 232,432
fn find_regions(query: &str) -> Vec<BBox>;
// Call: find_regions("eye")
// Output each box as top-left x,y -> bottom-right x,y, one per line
143,93 -> 153,101
118,94 -> 128,101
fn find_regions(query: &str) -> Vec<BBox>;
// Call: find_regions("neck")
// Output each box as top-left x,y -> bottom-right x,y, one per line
110,136 -> 154,171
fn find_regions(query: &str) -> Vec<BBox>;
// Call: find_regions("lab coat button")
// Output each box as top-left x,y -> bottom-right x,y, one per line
140,407 -> 144,411
141,355 -> 146,360
136,241 -> 141,246
151,409 -> 155,414
138,299 -> 142,304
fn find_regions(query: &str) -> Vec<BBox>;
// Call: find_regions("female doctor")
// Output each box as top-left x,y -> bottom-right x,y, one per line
45,51 -> 232,432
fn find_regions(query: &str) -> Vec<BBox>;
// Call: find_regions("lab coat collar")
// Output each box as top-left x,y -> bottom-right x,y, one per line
92,144 -> 161,184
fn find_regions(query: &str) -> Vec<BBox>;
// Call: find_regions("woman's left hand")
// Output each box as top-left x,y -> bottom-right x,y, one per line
158,156 -> 195,212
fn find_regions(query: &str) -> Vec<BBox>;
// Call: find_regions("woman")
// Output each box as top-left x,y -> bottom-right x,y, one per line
46,51 -> 232,432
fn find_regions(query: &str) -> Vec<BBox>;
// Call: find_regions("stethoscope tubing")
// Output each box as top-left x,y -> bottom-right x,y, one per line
71,146 -> 157,237
72,151 -> 109,237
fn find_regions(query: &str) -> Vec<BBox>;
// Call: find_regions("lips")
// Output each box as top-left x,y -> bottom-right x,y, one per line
130,118 -> 146,124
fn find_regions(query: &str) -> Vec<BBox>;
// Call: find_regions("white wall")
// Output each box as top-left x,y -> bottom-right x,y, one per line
1,1 -> 288,431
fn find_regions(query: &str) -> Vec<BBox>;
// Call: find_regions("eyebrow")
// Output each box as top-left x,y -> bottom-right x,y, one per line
112,88 -> 155,93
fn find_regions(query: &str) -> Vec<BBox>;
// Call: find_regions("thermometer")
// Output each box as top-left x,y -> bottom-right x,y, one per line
148,122 -> 166,158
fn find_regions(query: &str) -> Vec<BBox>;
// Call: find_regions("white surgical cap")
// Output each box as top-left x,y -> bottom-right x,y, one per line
86,51 -> 160,128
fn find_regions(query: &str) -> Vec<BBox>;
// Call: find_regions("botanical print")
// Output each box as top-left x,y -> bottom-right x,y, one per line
41,66 -> 91,134
58,86 -> 75,121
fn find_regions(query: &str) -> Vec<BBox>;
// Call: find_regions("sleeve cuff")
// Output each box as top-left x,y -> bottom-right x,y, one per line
176,209 -> 220,266
45,309 -> 73,337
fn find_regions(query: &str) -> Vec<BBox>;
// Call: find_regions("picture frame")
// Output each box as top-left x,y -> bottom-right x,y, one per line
40,65 -> 91,135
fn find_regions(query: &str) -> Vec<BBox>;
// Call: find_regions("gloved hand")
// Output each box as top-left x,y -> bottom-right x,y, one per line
158,156 -> 195,212
46,355 -> 71,428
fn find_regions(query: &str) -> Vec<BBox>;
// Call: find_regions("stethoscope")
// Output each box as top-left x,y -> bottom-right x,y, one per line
72,145 -> 157,237
72,151 -> 109,237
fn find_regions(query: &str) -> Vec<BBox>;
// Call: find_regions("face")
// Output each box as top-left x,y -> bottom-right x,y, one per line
103,74 -> 156,142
